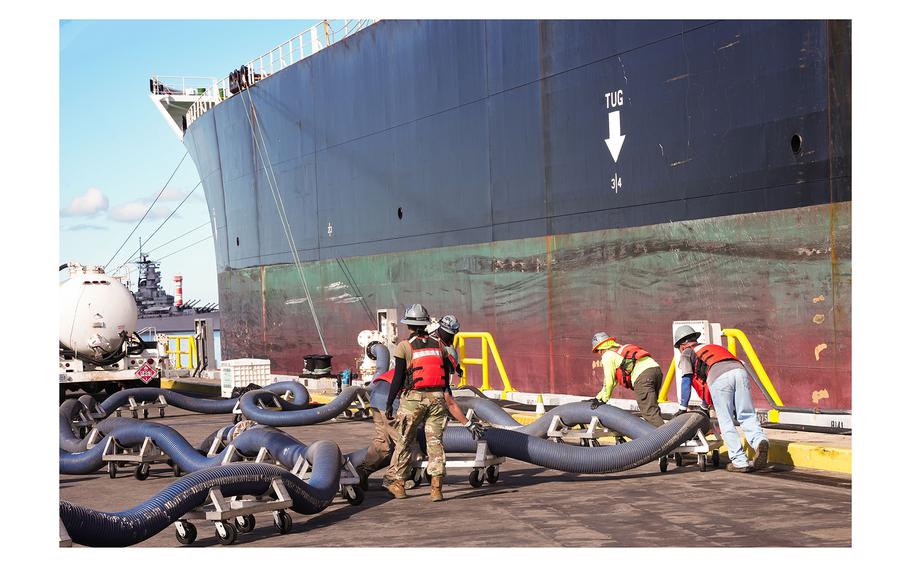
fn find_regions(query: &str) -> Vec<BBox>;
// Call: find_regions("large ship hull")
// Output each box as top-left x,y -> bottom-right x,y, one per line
182,20 -> 851,409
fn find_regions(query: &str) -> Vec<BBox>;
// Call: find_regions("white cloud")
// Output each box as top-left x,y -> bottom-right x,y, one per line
109,201 -> 172,223
61,187 -> 109,217
66,223 -> 106,231
159,187 -> 188,201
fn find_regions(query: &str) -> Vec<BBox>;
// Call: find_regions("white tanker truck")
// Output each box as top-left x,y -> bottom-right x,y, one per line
59,262 -> 168,400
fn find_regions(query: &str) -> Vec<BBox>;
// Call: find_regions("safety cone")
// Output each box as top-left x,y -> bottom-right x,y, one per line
535,394 -> 545,414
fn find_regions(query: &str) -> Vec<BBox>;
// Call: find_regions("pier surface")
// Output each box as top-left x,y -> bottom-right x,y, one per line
60,406 -> 851,547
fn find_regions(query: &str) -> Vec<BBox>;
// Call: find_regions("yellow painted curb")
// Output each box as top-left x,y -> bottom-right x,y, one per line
161,378 -> 220,397
740,438 -> 852,475
310,392 -> 337,404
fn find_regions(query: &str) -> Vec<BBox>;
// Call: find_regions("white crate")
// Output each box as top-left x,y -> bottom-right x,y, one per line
221,358 -> 272,398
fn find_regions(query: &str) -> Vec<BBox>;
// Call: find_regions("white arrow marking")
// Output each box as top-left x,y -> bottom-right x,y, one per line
604,110 -> 626,163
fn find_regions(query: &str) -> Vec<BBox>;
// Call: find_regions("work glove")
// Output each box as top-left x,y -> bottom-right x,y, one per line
590,398 -> 605,410
465,419 -> 487,440
385,407 -> 395,421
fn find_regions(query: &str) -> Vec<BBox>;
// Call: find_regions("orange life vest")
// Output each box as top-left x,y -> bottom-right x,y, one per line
406,335 -> 447,390
689,343 -> 738,407
613,344 -> 651,389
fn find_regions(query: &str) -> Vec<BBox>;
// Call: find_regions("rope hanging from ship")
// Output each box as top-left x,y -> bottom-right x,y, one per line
237,81 -> 329,354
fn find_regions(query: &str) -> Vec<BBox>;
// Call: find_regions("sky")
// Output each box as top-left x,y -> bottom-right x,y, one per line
59,20 -> 328,304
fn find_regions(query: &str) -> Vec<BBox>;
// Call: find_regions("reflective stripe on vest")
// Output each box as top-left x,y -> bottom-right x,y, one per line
613,344 -> 651,389
407,335 -> 447,390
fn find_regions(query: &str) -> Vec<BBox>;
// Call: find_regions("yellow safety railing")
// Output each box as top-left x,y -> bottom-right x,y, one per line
452,332 -> 516,399
166,335 -> 197,370
658,355 -> 677,403
723,328 -> 785,412
657,329 -> 784,415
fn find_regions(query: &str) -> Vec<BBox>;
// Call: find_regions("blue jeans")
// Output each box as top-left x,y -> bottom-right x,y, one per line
708,367 -> 768,467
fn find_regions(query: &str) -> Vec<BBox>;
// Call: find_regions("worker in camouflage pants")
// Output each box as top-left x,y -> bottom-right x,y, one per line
384,305 -> 486,501
392,390 -> 449,479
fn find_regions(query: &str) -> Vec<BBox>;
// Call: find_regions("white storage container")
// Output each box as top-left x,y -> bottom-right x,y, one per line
221,358 -> 272,398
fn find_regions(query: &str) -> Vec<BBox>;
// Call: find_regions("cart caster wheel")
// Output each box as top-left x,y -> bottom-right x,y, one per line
108,462 -> 117,479
233,414 -> 242,424
115,410 -> 122,417
675,452 -> 684,467
131,411 -> 139,419
344,485 -> 365,506
468,469 -> 484,488
175,521 -> 197,545
159,408 -> 166,418
697,454 -> 707,472
712,450 -> 720,468
274,510 -> 292,535
142,408 -> 149,419
485,465 -> 499,485
590,439 -> 601,448
235,514 -> 256,534
134,463 -> 150,480
357,469 -> 370,491
173,463 -> 182,477
341,410 -> 352,419
659,456 -> 668,472
215,521 -> 237,545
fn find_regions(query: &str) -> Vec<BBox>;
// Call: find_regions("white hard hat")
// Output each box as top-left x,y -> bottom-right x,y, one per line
401,303 -> 431,326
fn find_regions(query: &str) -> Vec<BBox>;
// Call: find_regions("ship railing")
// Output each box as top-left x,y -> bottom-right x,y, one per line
136,326 -> 158,340
167,19 -> 378,131
657,328 -> 786,420
149,75 -> 222,98
453,332 -> 516,399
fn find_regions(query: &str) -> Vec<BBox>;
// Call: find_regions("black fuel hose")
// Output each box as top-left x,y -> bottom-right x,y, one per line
60,382 -> 310,453
97,381 -> 310,416
60,419 -> 321,475
453,397 -> 655,439
439,412 -> 708,474
237,385 -> 367,426
60,452 -> 341,547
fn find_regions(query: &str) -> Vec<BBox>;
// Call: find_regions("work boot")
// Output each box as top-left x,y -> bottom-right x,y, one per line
726,462 -> 754,473
386,479 -> 407,499
355,466 -> 369,491
430,476 -> 444,502
753,439 -> 770,470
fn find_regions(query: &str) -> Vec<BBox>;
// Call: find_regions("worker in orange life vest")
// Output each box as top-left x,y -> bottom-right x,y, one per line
673,325 -> 770,473
590,332 -> 665,427
384,304 -> 486,501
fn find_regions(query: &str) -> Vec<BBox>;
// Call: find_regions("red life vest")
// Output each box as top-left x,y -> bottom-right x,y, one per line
372,369 -> 394,384
431,332 -> 460,373
407,335 -> 447,390
613,344 -> 651,389
689,343 -> 738,407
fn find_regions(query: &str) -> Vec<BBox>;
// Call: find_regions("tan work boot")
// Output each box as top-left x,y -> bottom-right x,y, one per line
386,479 -> 407,499
430,476 -> 444,502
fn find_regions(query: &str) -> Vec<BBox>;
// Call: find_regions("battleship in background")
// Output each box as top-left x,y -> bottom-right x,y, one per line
132,252 -> 220,333
152,20 -> 851,410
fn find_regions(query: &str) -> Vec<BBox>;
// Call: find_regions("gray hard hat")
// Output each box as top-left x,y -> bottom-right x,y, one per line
401,303 -> 431,326
438,315 -> 460,335
673,325 -> 701,348
591,332 -> 617,352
